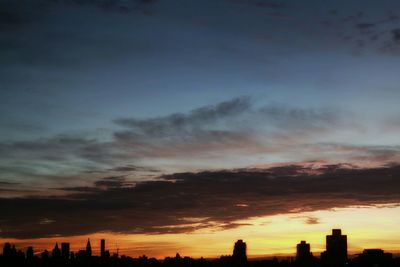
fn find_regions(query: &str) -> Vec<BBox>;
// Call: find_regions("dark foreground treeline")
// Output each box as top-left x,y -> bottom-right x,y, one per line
2,254 -> 400,267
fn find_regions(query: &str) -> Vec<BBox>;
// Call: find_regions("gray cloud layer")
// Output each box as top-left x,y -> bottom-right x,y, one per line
1,96 -> 399,190
1,164 -> 400,238
0,97 -> 344,179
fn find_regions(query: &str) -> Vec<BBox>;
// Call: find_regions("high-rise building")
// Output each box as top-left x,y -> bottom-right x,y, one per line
324,229 -> 347,265
296,240 -> 312,262
3,243 -> 12,257
100,239 -> 105,258
86,239 -> 92,257
52,243 -> 61,258
61,243 -> 70,259
232,239 -> 247,266
26,246 -> 34,260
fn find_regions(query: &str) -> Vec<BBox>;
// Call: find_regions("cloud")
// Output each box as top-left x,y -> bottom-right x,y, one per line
0,0 -> 158,23
356,23 -> 375,30
114,96 -> 253,137
228,0 -> 286,10
310,143 -> 400,164
112,97 -> 343,158
94,176 -> 134,188
0,0 -> 160,76
1,164 -> 400,238
392,28 -> 400,42
305,216 -> 320,225
107,165 -> 160,173
317,7 -> 400,55
1,96 -> 396,190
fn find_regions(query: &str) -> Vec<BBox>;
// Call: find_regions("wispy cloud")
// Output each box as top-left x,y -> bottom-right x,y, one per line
1,96 -> 398,191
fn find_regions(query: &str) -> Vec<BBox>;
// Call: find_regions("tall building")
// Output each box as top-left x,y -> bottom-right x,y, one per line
61,243 -> 70,259
26,246 -> 34,260
52,243 -> 61,258
100,239 -> 105,258
86,239 -> 92,257
325,229 -> 347,265
232,239 -> 247,266
296,240 -> 312,262
3,243 -> 12,257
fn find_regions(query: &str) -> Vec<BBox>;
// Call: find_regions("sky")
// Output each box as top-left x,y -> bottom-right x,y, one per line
1,0 -> 400,258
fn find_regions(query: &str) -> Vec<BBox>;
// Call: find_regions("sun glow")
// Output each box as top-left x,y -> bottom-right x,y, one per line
3,205 -> 400,259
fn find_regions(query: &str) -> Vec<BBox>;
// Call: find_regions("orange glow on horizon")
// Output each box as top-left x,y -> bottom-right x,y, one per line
2,205 -> 400,259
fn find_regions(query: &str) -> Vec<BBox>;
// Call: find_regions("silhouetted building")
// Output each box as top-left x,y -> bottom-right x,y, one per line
232,239 -> 247,266
76,250 -> 86,259
26,246 -> 34,260
101,239 -> 105,258
104,250 -> 110,258
323,229 -> 347,265
296,241 -> 312,262
3,243 -> 12,258
356,249 -> 393,267
52,243 -> 61,258
16,249 -> 25,260
41,249 -> 49,259
86,239 -> 92,257
61,242 -> 70,259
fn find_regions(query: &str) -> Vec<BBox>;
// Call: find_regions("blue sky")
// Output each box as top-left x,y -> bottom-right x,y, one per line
2,0 -> 400,183
1,0 -> 400,246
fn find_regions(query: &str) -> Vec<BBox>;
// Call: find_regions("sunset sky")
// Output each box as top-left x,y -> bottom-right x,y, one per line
1,0 -> 400,258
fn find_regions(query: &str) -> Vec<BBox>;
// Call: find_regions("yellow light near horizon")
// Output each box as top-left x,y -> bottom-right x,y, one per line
2,204 -> 400,258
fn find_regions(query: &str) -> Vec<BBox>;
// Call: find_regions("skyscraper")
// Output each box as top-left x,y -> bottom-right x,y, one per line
324,229 -> 347,265
86,239 -> 92,257
3,243 -> 11,257
26,246 -> 34,260
52,243 -> 61,258
100,239 -> 105,258
61,243 -> 70,259
232,239 -> 247,267
296,240 -> 312,262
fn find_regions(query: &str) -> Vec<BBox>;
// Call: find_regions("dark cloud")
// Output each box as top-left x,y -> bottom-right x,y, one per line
305,216 -> 320,225
229,0 -> 285,10
0,0 -> 159,75
113,97 -> 343,156
392,28 -> 400,42
0,0 -> 158,23
114,96 -> 253,137
318,7 -> 400,54
0,1 -> 42,29
0,181 -> 19,186
53,0 -> 159,14
94,176 -> 134,188
108,165 -> 160,173
1,164 -> 400,238
356,23 -> 375,30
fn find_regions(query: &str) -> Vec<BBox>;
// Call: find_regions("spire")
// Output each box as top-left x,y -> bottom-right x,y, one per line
86,239 -> 92,257
52,242 -> 61,258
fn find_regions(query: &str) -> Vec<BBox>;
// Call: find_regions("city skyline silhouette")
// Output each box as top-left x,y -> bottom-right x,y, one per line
2,229 -> 399,267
